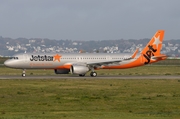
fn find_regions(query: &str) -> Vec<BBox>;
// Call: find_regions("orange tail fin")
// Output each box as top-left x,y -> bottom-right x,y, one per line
141,30 -> 165,55
141,30 -> 165,64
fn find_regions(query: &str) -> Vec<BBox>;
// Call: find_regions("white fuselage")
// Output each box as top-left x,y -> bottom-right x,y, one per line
4,53 -> 140,69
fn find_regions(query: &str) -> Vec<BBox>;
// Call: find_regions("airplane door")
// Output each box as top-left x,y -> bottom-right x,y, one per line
23,54 -> 28,62
106,56 -> 111,61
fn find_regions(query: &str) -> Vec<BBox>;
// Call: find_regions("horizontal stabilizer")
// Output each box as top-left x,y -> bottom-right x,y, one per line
151,55 -> 167,60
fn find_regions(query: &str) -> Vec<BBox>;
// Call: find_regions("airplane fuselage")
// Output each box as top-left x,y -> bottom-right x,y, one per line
5,53 -> 142,69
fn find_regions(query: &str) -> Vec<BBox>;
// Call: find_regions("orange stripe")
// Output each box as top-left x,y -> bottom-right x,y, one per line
54,64 -> 72,69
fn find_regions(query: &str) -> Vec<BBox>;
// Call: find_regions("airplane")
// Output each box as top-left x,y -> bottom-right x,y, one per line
4,30 -> 167,77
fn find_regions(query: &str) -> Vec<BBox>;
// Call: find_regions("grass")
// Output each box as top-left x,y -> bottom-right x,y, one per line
0,64 -> 180,118
0,79 -> 180,119
1,65 -> 180,76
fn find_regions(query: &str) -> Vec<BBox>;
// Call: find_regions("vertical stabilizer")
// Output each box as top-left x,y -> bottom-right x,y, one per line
141,30 -> 165,64
141,30 -> 164,55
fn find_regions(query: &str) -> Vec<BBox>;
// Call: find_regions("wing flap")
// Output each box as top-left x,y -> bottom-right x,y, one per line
87,60 -> 122,66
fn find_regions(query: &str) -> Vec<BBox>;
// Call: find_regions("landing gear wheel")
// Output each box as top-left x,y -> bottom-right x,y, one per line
79,74 -> 85,77
22,73 -> 26,77
90,72 -> 97,77
22,69 -> 26,77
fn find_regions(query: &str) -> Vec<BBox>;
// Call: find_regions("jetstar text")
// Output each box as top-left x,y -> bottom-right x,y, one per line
30,55 -> 53,61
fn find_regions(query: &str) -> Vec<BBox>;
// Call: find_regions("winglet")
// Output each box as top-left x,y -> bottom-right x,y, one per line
79,50 -> 83,53
131,48 -> 139,58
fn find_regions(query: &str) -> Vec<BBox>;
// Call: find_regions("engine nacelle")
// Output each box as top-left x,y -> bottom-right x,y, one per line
70,65 -> 89,74
54,69 -> 70,74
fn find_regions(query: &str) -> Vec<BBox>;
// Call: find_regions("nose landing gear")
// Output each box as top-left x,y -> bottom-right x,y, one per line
22,69 -> 26,77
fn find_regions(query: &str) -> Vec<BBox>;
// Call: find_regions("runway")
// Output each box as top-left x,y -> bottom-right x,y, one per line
0,75 -> 179,79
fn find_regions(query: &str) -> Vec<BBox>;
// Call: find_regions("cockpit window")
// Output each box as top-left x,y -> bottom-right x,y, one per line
10,57 -> 18,60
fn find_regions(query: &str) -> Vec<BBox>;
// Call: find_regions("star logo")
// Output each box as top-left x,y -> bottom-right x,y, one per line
153,35 -> 162,49
53,54 -> 61,62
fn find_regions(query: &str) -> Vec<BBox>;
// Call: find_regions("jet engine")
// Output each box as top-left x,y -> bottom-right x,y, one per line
54,69 -> 70,74
70,65 -> 89,74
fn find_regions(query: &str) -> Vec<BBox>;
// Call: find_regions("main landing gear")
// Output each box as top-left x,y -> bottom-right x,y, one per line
90,72 -> 97,77
22,69 -> 26,77
78,72 -> 97,77
89,67 -> 97,77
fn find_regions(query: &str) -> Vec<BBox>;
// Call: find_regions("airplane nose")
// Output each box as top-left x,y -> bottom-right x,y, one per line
4,60 -> 15,68
4,60 -> 10,67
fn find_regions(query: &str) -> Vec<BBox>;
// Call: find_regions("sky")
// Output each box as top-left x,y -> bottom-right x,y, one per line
0,0 -> 180,41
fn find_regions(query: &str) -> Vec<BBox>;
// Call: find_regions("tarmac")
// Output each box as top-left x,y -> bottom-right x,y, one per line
0,75 -> 179,79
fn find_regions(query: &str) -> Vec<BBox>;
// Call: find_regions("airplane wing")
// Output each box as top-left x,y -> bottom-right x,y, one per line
87,60 -> 122,66
87,48 -> 139,67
